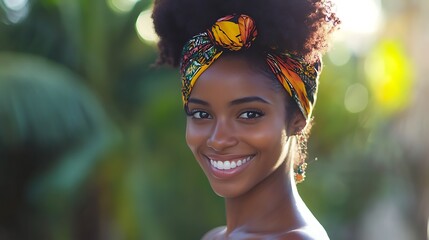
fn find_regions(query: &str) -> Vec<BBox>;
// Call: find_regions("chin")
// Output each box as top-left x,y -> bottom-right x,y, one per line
207,178 -> 251,199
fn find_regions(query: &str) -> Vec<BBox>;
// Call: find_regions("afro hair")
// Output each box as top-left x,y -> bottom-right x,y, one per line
152,0 -> 340,66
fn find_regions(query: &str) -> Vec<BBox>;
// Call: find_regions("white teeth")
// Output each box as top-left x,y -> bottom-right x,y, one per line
224,161 -> 231,170
209,156 -> 253,170
218,161 -> 224,170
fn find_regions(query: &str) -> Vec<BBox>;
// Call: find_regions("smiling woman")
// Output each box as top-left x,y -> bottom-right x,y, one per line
152,0 -> 340,239
185,55 -> 298,199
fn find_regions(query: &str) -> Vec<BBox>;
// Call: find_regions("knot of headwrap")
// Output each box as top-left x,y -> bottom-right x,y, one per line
209,14 -> 257,51
180,14 -> 321,120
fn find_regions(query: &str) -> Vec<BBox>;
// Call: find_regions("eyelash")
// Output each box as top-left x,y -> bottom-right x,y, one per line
185,108 -> 211,119
238,110 -> 265,119
186,109 -> 264,120
190,110 -> 212,119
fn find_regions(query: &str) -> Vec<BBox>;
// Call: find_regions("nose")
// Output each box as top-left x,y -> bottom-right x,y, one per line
207,119 -> 238,152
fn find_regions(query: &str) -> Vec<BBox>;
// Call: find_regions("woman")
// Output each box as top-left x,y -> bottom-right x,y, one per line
153,0 -> 340,239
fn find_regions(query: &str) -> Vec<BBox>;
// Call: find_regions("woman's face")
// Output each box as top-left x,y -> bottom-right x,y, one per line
185,55 -> 302,198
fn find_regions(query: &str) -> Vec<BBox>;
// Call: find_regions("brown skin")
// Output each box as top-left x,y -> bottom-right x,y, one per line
185,55 -> 329,240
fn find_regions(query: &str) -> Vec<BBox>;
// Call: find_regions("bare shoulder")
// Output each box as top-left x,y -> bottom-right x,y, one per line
279,227 -> 330,240
201,226 -> 226,240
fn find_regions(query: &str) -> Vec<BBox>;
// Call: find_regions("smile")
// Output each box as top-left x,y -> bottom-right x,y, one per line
209,156 -> 254,170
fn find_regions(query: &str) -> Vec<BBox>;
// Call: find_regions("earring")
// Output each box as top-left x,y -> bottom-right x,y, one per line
294,130 -> 308,184
294,162 -> 307,184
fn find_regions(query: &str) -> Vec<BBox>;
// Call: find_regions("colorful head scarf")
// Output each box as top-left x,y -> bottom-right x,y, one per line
180,14 -> 321,120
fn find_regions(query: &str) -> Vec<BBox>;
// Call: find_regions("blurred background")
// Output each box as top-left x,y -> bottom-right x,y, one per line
0,0 -> 427,239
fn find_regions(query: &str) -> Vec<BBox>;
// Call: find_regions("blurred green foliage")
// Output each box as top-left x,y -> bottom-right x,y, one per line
0,0 -> 427,239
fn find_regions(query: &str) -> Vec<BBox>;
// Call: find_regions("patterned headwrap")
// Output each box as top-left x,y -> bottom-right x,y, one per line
180,14 -> 322,120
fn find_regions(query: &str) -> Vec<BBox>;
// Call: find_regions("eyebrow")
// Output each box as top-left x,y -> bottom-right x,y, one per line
187,96 -> 271,106
188,98 -> 210,106
229,96 -> 271,106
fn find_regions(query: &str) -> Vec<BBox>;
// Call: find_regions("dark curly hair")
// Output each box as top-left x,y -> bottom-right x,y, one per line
152,0 -> 340,66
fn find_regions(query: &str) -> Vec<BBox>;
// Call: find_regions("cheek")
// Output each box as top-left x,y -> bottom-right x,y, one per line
243,121 -> 288,165
185,120 -> 205,154
244,121 -> 286,149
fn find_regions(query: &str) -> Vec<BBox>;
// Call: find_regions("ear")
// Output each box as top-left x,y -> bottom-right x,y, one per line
287,110 -> 307,136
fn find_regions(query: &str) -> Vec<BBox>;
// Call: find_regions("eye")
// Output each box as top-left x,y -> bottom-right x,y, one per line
238,111 -> 264,119
191,110 -> 212,119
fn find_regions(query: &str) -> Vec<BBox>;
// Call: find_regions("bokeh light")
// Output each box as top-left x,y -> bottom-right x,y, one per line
107,0 -> 139,13
328,41 -> 352,66
344,83 -> 369,113
364,40 -> 414,115
334,0 -> 382,35
333,0 -> 383,55
3,0 -> 27,11
135,8 -> 159,43
1,0 -> 29,24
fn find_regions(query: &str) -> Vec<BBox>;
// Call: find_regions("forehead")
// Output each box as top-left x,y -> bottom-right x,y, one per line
190,55 -> 285,103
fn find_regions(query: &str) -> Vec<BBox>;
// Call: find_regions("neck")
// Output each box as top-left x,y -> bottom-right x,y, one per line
224,161 -> 300,235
